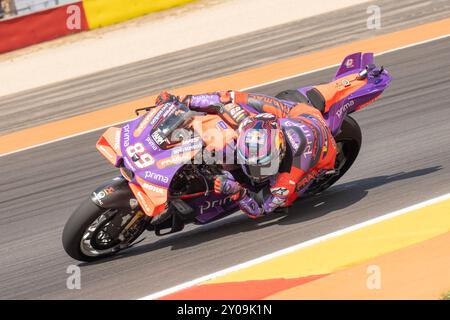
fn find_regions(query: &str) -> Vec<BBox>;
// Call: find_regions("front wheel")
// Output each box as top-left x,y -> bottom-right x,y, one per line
62,199 -> 147,262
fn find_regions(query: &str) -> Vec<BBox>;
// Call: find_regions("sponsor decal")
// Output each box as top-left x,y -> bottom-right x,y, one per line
145,136 -> 159,151
142,182 -> 165,195
336,100 -> 355,118
92,186 -> 115,205
285,129 -> 300,152
230,106 -> 242,116
283,121 -> 315,158
172,142 -> 202,155
283,120 -> 307,128
181,136 -> 201,145
98,145 -> 116,161
122,124 -> 131,147
150,104 -> 171,126
192,94 -> 220,106
345,58 -> 354,68
114,129 -> 121,151
199,195 -> 234,214
144,171 -> 169,184
270,187 -> 289,197
249,94 -> 286,111
295,172 -> 317,193
255,113 -> 276,120
227,105 -> 249,123
136,191 -> 151,214
216,120 -> 228,130
298,124 -> 313,158
151,130 -> 166,145
341,79 -> 351,87
129,198 -> 139,209
157,153 -> 193,168
162,103 -> 177,118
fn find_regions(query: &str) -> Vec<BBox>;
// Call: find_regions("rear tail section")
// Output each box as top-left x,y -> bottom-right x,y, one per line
334,52 -> 374,80
294,52 -> 392,135
315,52 -> 391,135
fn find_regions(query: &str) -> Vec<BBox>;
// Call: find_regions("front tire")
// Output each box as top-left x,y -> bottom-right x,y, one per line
62,200 -> 145,262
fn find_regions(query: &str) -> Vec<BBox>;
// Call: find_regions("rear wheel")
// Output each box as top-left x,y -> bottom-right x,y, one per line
305,115 -> 362,195
62,200 -> 147,262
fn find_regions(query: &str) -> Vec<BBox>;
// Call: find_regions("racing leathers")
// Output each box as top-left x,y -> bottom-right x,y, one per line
156,90 -> 337,218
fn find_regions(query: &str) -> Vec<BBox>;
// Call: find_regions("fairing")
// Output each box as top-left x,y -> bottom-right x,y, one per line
96,102 -> 238,223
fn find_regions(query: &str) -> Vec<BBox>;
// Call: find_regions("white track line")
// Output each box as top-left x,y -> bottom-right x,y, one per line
1,33 -> 449,158
139,192 -> 450,300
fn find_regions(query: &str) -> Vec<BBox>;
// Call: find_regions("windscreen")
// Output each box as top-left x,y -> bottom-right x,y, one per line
150,103 -> 193,149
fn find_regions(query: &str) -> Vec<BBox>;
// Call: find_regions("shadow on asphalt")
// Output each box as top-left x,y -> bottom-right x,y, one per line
80,165 -> 442,265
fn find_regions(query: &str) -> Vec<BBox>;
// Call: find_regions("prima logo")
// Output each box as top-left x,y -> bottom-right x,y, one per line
122,124 -> 131,147
297,124 -> 313,158
144,171 -> 169,183
199,196 -> 234,214
336,100 -> 355,118
285,129 -> 300,152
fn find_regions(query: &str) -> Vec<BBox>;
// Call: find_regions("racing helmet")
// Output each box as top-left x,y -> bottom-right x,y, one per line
236,113 -> 286,183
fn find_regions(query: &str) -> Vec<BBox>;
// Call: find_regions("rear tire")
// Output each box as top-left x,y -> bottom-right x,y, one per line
305,115 -> 362,195
275,89 -> 362,195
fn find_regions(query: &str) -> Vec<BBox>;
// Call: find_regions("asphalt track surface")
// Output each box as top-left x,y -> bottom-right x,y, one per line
1,34 -> 449,299
1,0 -> 450,135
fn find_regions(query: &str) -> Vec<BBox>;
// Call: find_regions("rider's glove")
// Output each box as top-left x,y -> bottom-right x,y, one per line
214,172 -> 242,198
155,91 -> 179,106
238,194 -> 265,219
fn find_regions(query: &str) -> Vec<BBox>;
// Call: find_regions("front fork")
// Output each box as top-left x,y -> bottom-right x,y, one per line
90,177 -> 149,241
90,177 -> 185,237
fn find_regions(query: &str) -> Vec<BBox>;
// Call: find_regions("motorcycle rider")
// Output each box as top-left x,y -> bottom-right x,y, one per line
153,90 -> 337,220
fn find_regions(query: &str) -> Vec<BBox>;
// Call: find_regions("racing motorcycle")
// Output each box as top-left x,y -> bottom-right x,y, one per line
62,52 -> 392,261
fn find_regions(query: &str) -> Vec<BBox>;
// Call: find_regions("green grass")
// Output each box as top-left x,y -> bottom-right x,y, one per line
441,291 -> 450,300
